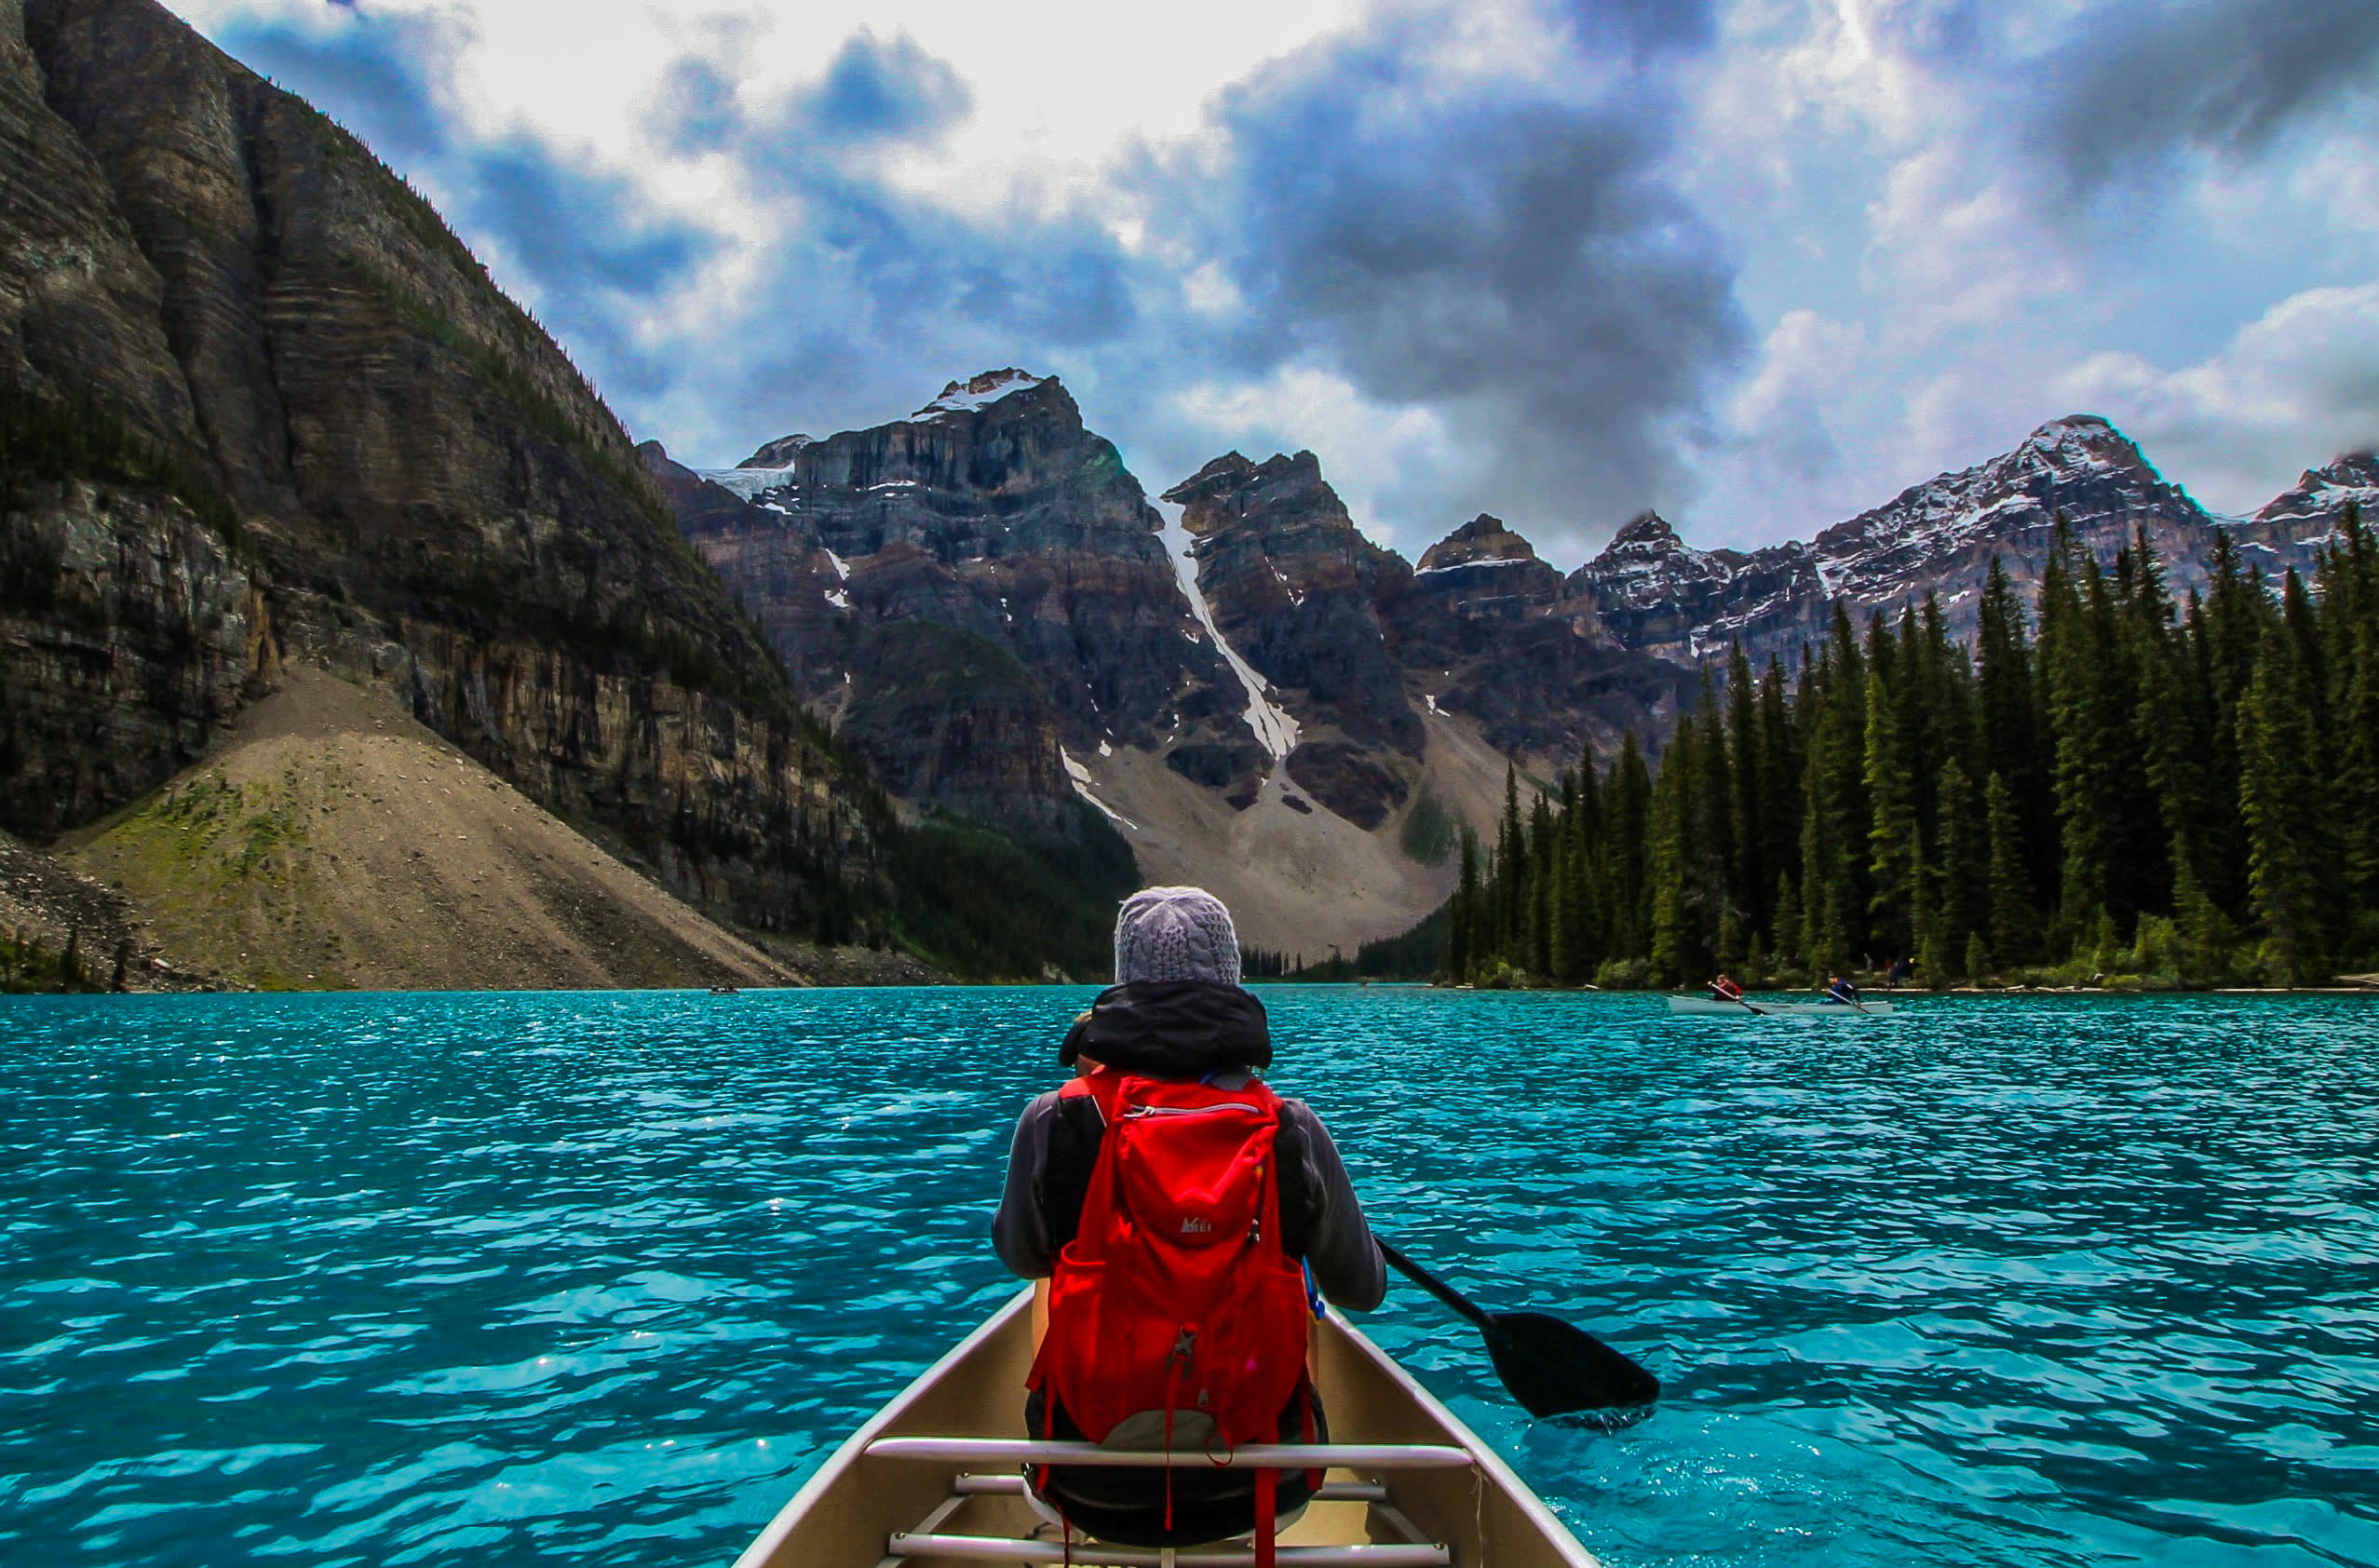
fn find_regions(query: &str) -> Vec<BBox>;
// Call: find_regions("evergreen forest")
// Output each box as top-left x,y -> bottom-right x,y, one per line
1440,514 -> 2379,990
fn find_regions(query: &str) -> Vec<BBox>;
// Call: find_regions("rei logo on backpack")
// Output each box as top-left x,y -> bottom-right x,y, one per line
1028,1071 -> 1312,1457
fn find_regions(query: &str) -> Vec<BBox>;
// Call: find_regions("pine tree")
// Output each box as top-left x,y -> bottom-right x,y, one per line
2040,534 -> 2155,946
1528,791 -> 1556,979
1865,660 -> 1920,963
1932,757 -> 1985,982
1604,735 -> 1653,960
2197,529 -> 2271,919
2321,507 -> 2379,958
1446,830 -> 1479,980
1689,671 -> 1737,966
1977,556 -> 2053,899
1798,608 -> 1869,972
2238,619 -> 2334,983
1647,740 -> 1696,986
1724,643 -> 1764,940
1496,764 -> 1523,966
1754,654 -> 1800,954
1985,771 -> 2041,965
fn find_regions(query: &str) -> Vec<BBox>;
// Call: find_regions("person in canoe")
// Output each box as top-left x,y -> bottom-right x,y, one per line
993,886 -> 1386,1550
1708,972 -> 1745,1006
1821,973 -> 1861,1006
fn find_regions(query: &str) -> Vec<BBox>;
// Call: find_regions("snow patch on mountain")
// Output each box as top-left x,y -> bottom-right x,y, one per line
914,368 -> 1047,419
1060,747 -> 1138,830
1152,497 -> 1300,762
1414,556 -> 1534,578
696,465 -> 796,501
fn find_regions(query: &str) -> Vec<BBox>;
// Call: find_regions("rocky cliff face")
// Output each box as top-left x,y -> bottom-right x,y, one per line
684,369 -> 1250,835
1392,512 -> 1695,764
1569,510 -> 1827,668
1163,451 -> 1419,827
1,0 -> 872,935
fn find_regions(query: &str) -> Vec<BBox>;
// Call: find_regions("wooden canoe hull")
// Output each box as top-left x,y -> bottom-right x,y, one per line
734,1286 -> 1601,1568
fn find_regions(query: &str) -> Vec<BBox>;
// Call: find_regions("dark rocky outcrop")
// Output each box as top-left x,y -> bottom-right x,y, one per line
1567,510 -> 1826,669
1387,511 -> 1696,764
642,440 -> 851,700
1281,739 -> 1406,831
831,621 -> 1075,832
1161,451 -> 1421,822
1164,452 -> 1417,754
1,0 -> 872,935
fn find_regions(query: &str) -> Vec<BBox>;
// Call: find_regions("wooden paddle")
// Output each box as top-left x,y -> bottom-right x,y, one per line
1375,1239 -> 1659,1418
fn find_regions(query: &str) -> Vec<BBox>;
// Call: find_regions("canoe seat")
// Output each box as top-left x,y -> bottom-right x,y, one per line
865,1438 -> 1467,1567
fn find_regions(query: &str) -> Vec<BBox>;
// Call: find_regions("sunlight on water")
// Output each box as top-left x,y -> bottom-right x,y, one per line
2,989 -> 2374,1567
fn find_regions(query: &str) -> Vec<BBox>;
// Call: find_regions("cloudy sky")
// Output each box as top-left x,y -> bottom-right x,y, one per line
177,0 -> 2379,563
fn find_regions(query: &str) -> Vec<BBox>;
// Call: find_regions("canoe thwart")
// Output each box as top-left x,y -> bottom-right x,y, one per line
866,1438 -> 1476,1471
886,1534 -> 1453,1566
953,1472 -> 1391,1505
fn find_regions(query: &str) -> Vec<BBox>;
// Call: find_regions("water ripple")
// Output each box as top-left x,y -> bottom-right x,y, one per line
2,988 -> 2374,1567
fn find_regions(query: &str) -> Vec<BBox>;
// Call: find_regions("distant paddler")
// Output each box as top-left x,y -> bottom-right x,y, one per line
1820,973 -> 1864,1008
1707,971 -> 1757,1013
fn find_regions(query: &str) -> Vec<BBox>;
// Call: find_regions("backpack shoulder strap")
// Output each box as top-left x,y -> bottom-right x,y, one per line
1039,1076 -> 1117,1254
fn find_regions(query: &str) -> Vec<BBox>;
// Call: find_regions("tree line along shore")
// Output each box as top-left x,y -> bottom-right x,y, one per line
1434,511 -> 2379,993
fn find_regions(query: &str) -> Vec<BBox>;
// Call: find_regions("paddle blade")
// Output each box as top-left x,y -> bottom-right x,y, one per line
1482,1311 -> 1659,1418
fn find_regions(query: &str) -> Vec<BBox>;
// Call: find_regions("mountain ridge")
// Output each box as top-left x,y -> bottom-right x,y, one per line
677,373 -> 2370,955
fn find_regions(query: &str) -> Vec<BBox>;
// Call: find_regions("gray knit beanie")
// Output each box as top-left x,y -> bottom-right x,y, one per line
1113,886 -> 1242,986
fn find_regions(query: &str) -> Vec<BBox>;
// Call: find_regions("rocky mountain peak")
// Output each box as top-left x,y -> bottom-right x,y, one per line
912,367 -> 1056,421
2254,451 -> 2379,532
740,432 -> 814,469
1596,509 -> 1694,561
1163,451 -> 1329,525
2006,412 -> 2147,479
1417,513 -> 1539,572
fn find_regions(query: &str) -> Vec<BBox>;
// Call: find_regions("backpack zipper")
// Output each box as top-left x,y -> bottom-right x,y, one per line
1123,1101 -> 1265,1118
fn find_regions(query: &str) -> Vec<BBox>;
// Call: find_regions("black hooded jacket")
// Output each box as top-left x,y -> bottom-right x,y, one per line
993,981 -> 1385,1311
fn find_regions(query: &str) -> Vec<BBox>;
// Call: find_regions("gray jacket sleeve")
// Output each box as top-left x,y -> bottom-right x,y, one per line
1280,1100 -> 1386,1312
992,1089 -> 1063,1277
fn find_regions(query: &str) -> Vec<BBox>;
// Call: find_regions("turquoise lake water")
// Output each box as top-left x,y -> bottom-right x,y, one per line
2,987 -> 2373,1567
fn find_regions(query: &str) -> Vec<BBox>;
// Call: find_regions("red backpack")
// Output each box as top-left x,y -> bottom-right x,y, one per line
1028,1070 -> 1314,1461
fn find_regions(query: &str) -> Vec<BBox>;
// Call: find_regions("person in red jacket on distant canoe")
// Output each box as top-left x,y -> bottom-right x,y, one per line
993,887 -> 1384,1549
1709,972 -> 1744,1004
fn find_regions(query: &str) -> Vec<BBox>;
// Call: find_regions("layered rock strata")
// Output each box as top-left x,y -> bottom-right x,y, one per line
1,0 -> 871,935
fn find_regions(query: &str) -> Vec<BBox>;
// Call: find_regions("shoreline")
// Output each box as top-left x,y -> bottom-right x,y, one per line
1424,981 -> 2379,997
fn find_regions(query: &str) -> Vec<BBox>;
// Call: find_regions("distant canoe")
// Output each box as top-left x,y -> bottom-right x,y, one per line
1667,995 -> 1897,1017
733,1285 -> 1602,1567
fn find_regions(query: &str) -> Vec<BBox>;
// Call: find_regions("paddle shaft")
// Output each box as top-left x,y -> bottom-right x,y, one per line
1374,1239 -> 1491,1329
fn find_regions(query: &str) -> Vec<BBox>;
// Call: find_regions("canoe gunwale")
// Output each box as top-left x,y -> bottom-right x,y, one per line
1320,1304 -> 1593,1564
728,1288 -> 1034,1568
